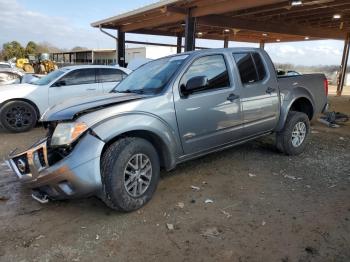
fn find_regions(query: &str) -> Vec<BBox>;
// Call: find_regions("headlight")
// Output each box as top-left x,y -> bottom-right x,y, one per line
51,122 -> 88,146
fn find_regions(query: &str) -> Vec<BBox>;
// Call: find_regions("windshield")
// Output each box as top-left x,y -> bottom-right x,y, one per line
113,55 -> 188,94
32,70 -> 65,86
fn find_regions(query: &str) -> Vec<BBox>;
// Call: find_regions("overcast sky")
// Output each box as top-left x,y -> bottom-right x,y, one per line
0,0 -> 346,66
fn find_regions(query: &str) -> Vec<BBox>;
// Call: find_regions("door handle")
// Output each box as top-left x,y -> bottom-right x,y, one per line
266,87 -> 276,94
227,93 -> 240,102
86,88 -> 96,91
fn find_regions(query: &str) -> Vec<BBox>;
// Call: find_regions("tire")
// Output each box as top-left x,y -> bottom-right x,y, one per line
276,111 -> 310,155
101,137 -> 160,212
0,101 -> 37,133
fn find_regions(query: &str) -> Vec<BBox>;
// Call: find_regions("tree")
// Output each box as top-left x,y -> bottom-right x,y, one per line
36,41 -> 65,53
25,41 -> 38,56
71,46 -> 88,51
2,41 -> 25,60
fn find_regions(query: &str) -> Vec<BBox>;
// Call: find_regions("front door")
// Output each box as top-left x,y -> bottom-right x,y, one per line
49,68 -> 99,106
174,54 -> 242,155
233,52 -> 279,137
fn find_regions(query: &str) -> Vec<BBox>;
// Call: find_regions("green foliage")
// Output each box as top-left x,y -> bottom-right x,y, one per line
2,41 -> 25,60
0,41 -> 66,61
71,46 -> 87,51
25,41 -> 38,55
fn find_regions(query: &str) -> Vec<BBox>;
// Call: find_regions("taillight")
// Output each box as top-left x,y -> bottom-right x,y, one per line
324,78 -> 328,96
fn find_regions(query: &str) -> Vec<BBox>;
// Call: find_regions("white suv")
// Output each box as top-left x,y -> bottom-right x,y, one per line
0,65 -> 131,132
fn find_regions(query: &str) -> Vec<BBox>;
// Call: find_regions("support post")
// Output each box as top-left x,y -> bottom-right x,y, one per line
260,40 -> 265,49
224,36 -> 229,48
177,34 -> 182,53
337,33 -> 350,96
118,30 -> 126,67
185,9 -> 196,52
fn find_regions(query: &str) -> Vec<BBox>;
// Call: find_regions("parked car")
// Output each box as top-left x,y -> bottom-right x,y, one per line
0,62 -> 25,85
0,62 -> 14,69
0,70 -> 42,86
7,48 -> 328,211
0,65 -> 131,132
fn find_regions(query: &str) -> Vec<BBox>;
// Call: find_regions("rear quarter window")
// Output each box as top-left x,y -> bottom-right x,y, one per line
98,68 -> 126,83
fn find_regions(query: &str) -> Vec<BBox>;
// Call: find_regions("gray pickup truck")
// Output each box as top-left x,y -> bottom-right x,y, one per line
7,48 -> 328,211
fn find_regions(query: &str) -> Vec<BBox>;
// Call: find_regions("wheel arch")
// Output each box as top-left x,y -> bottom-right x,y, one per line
91,113 -> 181,171
276,95 -> 314,132
289,97 -> 314,120
101,129 -> 175,171
0,98 -> 40,120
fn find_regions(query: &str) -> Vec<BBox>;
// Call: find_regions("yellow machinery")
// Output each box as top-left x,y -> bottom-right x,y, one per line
16,58 -> 35,73
16,53 -> 57,74
33,53 -> 58,74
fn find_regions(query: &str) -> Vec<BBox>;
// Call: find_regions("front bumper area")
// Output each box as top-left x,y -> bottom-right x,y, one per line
7,133 -> 105,200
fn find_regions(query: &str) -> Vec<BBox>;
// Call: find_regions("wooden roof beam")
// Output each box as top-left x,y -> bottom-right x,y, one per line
191,0 -> 282,17
121,13 -> 185,32
197,15 -> 347,40
255,0 -> 350,18
228,0 -> 333,18
282,10 -> 350,22
160,6 -> 187,15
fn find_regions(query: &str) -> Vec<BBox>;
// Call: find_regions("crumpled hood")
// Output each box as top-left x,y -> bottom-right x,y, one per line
41,92 -> 145,122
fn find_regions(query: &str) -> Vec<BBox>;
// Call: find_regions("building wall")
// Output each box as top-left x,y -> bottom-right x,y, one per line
52,46 -> 178,66
145,46 -> 177,59
126,47 -> 146,63
93,51 -> 117,65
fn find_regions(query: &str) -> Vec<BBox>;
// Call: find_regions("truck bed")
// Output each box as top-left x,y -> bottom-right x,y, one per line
277,74 -> 327,117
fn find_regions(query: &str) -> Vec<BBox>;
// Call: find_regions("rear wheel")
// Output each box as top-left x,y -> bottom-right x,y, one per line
276,111 -> 310,155
101,137 -> 160,212
0,101 -> 37,133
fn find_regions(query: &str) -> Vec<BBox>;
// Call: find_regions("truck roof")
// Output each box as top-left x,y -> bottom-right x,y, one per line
156,47 -> 263,61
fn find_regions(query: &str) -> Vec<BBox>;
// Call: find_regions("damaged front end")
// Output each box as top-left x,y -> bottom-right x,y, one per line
7,121 -> 105,203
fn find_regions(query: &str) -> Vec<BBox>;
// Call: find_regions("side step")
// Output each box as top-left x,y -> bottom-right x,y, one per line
31,190 -> 49,204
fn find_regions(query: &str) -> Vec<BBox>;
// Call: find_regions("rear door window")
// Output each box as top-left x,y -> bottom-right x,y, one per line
233,53 -> 258,84
98,68 -> 126,83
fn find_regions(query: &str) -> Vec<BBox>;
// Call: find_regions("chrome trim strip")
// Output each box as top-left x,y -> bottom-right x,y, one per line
8,139 -> 48,180
6,159 -> 33,180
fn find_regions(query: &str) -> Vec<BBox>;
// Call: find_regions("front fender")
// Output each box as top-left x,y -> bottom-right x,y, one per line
276,87 -> 315,131
91,112 -> 182,169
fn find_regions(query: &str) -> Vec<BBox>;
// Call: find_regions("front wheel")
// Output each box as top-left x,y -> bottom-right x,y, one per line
0,101 -> 37,133
276,111 -> 310,155
100,137 -> 160,212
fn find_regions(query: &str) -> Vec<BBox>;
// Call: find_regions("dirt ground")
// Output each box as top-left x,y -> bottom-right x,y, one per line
0,95 -> 349,262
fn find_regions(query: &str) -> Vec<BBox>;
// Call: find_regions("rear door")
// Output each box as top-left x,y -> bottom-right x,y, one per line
233,52 -> 279,137
97,68 -> 127,93
49,68 -> 99,106
174,54 -> 242,155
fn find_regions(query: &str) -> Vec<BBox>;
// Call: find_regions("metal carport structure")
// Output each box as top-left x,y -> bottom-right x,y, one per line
91,0 -> 350,95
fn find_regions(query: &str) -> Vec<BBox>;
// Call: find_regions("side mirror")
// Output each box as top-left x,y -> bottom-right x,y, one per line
54,80 -> 66,87
181,76 -> 208,96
